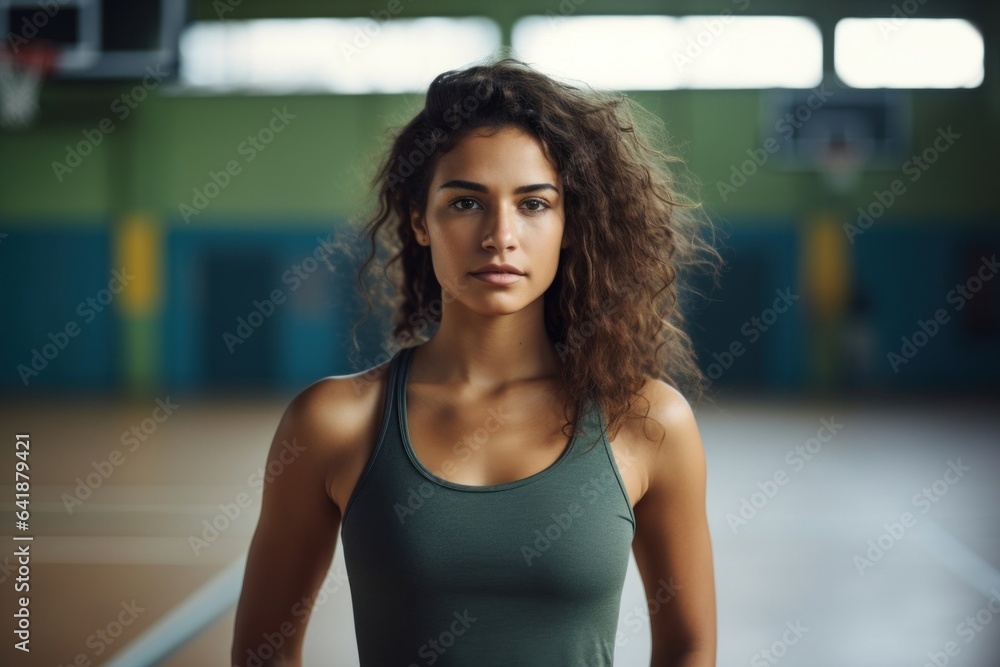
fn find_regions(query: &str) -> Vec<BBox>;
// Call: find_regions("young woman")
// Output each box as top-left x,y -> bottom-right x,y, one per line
232,56 -> 721,667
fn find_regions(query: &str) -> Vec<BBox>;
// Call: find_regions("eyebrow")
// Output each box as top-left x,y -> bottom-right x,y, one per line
437,179 -> 560,195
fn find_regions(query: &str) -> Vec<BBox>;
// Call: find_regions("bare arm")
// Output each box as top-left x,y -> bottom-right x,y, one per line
631,381 -> 717,666
231,381 -> 347,667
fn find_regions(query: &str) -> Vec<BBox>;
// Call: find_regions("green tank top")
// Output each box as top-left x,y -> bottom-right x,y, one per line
340,344 -> 636,665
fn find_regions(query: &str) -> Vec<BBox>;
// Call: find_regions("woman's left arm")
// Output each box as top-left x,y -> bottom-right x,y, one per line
631,380 -> 717,667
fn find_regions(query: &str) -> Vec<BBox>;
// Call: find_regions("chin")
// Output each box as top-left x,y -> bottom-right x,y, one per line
458,295 -> 536,317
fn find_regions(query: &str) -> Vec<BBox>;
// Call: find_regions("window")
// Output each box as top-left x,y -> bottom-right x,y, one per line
512,16 -> 678,91
835,18 -> 984,89
511,15 -> 822,90
178,17 -> 502,93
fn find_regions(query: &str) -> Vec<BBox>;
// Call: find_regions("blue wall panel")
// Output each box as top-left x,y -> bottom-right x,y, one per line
685,219 -> 806,393
0,225 -> 116,393
163,222 -> 357,393
852,217 -> 1000,392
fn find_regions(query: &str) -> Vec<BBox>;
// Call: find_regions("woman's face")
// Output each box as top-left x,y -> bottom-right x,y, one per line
411,124 -> 568,317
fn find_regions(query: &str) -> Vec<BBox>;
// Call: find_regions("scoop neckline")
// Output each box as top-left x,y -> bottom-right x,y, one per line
396,344 -> 579,492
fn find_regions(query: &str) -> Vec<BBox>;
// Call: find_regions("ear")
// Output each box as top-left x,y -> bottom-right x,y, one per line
410,205 -> 427,245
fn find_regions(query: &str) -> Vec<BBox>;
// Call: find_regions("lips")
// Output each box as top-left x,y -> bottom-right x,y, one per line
470,263 -> 524,275
470,272 -> 523,285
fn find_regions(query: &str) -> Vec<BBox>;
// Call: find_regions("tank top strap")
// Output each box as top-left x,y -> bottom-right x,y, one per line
393,344 -> 414,408
339,347 -> 409,525
372,345 -> 407,443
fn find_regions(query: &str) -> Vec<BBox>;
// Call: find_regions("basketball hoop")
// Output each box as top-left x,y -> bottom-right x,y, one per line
0,40 -> 57,129
814,139 -> 866,196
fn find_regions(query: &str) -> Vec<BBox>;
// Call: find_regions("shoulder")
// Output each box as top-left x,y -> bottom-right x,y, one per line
625,379 -> 716,659
273,357 -> 394,495
625,377 -> 706,505
636,378 -> 698,441
282,360 -> 392,440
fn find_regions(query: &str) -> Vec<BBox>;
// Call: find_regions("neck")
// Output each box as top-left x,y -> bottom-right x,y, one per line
412,298 -> 562,389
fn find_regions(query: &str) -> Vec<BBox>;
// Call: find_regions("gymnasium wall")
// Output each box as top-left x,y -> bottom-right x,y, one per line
1,0 -> 997,397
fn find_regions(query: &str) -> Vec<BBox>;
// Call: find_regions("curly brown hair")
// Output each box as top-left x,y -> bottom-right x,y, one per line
346,54 -> 723,449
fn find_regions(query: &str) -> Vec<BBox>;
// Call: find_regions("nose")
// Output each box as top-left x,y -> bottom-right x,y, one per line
481,203 -> 517,252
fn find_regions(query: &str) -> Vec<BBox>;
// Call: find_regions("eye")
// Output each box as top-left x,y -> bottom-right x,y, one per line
448,197 -> 551,213
450,197 -> 482,211
522,198 -> 550,213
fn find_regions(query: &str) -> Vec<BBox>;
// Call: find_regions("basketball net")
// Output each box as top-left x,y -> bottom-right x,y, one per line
0,42 -> 57,129
815,140 -> 865,196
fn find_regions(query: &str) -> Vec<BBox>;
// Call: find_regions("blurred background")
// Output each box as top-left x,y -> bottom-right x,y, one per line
0,0 -> 998,665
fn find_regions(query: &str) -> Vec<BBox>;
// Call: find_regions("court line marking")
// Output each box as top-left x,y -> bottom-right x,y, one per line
0,536 -> 246,565
916,517 -> 1000,598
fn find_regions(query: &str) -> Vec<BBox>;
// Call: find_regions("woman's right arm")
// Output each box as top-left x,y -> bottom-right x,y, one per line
230,379 -> 350,667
